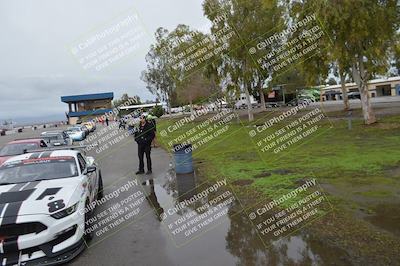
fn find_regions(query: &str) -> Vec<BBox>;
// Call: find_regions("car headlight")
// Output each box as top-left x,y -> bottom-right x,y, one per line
51,203 -> 79,219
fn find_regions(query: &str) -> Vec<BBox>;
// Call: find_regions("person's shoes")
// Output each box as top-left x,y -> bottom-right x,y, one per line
146,170 -> 152,175
136,170 -> 145,175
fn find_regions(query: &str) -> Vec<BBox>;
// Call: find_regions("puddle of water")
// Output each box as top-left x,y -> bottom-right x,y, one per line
365,204 -> 400,237
140,169 -> 352,266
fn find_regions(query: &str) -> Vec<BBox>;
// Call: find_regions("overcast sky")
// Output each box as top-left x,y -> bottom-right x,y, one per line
0,0 -> 209,122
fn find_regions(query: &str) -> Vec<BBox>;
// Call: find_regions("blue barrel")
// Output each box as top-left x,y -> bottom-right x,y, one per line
173,144 -> 194,174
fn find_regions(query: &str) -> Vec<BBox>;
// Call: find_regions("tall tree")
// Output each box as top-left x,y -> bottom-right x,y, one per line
112,93 -> 141,108
141,28 -> 177,115
203,0 -> 284,121
289,0 -> 400,124
177,72 -> 211,114
394,34 -> 400,75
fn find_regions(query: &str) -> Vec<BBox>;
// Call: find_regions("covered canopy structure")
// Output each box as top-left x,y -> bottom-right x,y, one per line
61,92 -> 114,125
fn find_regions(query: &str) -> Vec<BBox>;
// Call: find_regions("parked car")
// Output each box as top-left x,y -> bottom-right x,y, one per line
0,149 -> 103,265
82,121 -> 96,132
0,138 -> 48,165
41,131 -> 73,146
235,93 -> 258,109
0,129 -> 6,136
75,125 -> 89,137
66,127 -> 86,141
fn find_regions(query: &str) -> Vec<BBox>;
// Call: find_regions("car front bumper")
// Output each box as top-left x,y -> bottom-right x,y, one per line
20,237 -> 85,266
1,205 -> 87,266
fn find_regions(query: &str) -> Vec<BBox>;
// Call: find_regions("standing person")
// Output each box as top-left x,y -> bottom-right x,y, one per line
105,117 -> 109,126
134,115 -> 155,175
147,114 -> 158,148
119,117 -> 126,130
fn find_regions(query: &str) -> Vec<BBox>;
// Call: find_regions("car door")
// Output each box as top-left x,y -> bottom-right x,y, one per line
63,132 -> 72,145
77,153 -> 97,201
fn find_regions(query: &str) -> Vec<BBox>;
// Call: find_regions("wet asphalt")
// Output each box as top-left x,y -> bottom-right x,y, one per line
0,124 -> 238,266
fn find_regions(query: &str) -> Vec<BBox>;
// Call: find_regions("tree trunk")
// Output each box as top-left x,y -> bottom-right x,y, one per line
165,91 -> 172,116
338,66 -> 350,111
189,99 -> 194,115
258,86 -> 266,111
351,56 -> 376,124
243,59 -> 254,122
244,85 -> 254,122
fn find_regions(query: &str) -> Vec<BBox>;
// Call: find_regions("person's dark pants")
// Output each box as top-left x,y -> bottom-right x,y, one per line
138,143 -> 152,171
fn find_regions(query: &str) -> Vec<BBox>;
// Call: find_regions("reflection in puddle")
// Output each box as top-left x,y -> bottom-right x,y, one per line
141,178 -> 165,221
176,171 -> 197,200
141,169 -> 351,265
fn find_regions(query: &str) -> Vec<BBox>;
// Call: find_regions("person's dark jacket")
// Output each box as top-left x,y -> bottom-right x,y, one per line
134,121 -> 155,145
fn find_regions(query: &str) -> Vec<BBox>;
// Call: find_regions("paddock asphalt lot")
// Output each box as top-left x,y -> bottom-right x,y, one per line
0,124 -> 241,266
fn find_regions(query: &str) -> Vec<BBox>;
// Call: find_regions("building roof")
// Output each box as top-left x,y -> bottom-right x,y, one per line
61,92 -> 114,103
322,76 -> 400,91
67,109 -> 113,117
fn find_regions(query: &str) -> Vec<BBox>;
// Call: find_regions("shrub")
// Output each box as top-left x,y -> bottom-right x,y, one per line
151,105 -> 164,118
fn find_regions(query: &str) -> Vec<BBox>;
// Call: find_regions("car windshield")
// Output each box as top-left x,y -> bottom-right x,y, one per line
0,143 -> 39,156
68,127 -> 81,132
0,156 -> 78,184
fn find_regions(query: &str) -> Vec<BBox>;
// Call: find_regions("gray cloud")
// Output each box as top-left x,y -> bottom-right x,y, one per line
0,0 -> 209,120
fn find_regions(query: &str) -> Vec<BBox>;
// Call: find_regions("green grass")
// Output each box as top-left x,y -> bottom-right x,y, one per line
157,112 -> 400,207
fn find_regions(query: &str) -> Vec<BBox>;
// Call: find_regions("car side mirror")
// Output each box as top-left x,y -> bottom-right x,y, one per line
86,166 -> 96,174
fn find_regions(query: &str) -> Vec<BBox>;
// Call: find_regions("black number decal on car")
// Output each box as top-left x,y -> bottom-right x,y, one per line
36,188 -> 61,200
48,200 -> 66,213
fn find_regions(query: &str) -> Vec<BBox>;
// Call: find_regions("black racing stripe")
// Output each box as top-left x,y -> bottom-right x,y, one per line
1,236 -> 18,265
8,183 -> 26,192
0,185 -> 23,265
0,183 -> 24,227
23,180 -> 40,190
1,189 -> 36,224
0,181 -> 40,264
0,188 -> 37,205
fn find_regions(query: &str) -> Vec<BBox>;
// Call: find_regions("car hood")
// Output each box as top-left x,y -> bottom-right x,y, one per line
0,177 -> 85,217
67,131 -> 83,136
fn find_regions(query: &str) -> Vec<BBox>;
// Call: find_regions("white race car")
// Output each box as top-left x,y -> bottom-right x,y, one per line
0,149 -> 103,265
